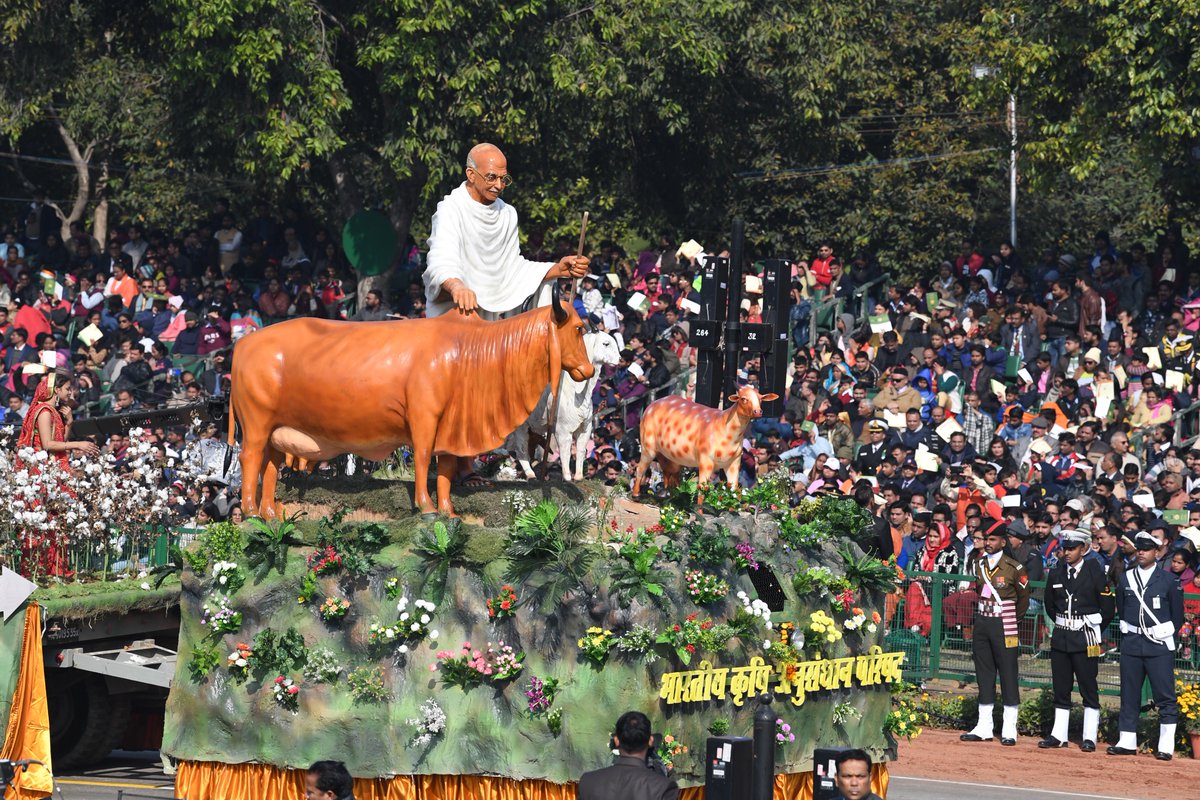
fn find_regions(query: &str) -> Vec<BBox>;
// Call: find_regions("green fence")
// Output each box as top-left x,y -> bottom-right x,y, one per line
884,570 -> 1200,696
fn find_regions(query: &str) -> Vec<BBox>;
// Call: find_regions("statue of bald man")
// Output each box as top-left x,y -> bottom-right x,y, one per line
424,142 -> 588,318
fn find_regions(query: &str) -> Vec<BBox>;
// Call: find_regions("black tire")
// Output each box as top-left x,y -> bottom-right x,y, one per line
47,675 -> 130,768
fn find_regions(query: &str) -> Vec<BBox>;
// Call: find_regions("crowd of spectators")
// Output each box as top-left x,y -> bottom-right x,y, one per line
2,194 -> 1200,641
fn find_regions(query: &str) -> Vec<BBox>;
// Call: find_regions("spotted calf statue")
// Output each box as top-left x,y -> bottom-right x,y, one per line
632,386 -> 778,502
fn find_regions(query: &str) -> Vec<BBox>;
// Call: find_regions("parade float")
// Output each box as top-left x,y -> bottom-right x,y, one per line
160,476 -> 906,800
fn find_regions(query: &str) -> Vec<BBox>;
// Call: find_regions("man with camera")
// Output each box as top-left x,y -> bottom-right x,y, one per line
579,711 -> 679,800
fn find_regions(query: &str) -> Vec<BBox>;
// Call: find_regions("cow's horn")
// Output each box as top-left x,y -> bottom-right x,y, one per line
552,282 -> 568,324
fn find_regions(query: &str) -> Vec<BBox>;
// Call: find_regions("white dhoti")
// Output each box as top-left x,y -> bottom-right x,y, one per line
424,183 -> 555,319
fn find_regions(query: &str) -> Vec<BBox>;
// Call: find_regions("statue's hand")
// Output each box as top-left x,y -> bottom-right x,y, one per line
446,279 -> 478,314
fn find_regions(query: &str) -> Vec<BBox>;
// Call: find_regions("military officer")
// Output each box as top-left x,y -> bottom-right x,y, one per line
1038,529 -> 1114,752
960,520 -> 1031,746
1108,531 -> 1184,761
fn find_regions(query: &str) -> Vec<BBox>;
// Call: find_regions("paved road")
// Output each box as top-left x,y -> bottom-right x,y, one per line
48,754 -> 1150,800
52,751 -> 174,800
890,775 -> 1139,800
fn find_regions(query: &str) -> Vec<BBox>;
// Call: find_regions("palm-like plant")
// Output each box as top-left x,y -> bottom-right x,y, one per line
245,512 -> 305,581
608,545 -> 668,607
839,542 -> 900,594
413,519 -> 469,602
504,501 -> 596,614
149,544 -> 185,588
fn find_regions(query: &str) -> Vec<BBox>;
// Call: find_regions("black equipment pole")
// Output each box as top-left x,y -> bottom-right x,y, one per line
722,219 -> 745,402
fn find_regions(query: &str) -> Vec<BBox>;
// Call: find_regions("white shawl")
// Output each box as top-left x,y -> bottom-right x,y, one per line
424,183 -> 554,319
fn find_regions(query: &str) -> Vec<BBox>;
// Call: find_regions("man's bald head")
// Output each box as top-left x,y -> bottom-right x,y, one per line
466,143 -> 504,170
463,143 -> 509,205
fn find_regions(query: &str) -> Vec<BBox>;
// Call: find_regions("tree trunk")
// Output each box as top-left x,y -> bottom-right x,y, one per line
48,110 -> 94,242
91,160 -> 110,247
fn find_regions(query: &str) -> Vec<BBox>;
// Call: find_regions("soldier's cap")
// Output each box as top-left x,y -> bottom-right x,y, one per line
1134,531 -> 1163,550
913,510 -> 933,523
983,520 -> 1009,540
867,420 -> 887,432
901,459 -> 917,470
1006,525 -> 1032,541
1061,529 -> 1091,548
1120,532 -> 1137,549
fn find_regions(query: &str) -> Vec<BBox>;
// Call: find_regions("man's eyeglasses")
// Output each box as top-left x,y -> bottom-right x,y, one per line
891,376 -> 905,383
468,167 -> 513,187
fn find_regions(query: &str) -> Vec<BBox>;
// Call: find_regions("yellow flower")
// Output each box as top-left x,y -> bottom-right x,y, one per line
592,636 -> 605,646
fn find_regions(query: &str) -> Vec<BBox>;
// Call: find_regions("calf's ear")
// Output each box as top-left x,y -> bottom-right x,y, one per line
761,393 -> 779,402
727,393 -> 739,403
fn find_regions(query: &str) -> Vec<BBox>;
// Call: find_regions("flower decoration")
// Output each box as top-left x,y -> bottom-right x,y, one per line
656,731 -> 688,770
775,718 -> 795,745
407,698 -> 447,747
524,676 -> 560,716
433,641 -> 525,690
307,544 -> 342,575
318,597 -> 351,622
201,594 -> 242,635
272,675 -> 300,712
684,569 -> 730,605
656,613 -> 727,666
733,542 -> 759,571
226,642 -> 253,681
211,560 -> 245,594
577,627 -> 616,666
486,585 -> 519,619
1177,680 -> 1200,734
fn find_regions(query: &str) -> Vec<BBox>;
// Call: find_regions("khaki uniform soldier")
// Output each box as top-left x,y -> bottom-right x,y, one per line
961,520 -> 1031,746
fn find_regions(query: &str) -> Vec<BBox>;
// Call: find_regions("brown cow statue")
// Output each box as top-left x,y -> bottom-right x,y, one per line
632,386 -> 778,503
229,286 -> 593,518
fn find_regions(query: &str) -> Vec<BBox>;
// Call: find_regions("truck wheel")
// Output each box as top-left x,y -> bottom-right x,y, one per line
47,675 -> 130,768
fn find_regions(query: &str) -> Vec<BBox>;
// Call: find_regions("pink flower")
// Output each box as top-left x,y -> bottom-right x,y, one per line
274,676 -> 285,685
429,664 -> 438,672
288,686 -> 299,695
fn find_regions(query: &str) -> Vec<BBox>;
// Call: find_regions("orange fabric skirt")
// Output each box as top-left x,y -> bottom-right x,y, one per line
175,760 -> 890,799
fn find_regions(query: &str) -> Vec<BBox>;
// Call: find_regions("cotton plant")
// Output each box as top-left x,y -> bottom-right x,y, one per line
0,426 -> 205,580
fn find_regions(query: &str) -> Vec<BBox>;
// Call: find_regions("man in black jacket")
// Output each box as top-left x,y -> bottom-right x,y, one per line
579,711 -> 678,800
1044,279 -> 1079,367
1039,529 -> 1114,752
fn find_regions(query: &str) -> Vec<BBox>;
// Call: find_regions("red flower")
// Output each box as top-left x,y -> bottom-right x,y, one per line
500,600 -> 511,610
287,685 -> 299,695
685,644 -> 696,654
673,624 -> 681,633
701,621 -> 714,630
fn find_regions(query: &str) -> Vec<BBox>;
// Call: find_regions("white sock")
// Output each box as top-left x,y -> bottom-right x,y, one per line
1116,730 -> 1137,750
1158,723 -> 1176,755
970,703 -> 994,738
1050,707 -> 1069,742
1082,707 -> 1100,743
1002,705 -> 1019,740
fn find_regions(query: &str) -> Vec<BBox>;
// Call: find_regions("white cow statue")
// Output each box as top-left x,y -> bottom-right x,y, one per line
505,330 -> 621,481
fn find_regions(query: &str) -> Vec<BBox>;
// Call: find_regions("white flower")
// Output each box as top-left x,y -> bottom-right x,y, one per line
419,614 -> 430,624
400,612 -> 409,621
141,582 -> 151,590
429,630 -> 439,641
410,623 -> 420,632
763,639 -> 772,650
398,644 -> 409,654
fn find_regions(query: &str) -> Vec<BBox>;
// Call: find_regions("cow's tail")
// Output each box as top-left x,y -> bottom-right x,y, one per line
227,394 -> 238,446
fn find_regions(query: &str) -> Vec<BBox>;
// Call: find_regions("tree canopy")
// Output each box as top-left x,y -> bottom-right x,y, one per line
0,0 -> 1194,276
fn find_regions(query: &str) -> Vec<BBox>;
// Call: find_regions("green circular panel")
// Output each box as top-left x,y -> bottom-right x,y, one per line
342,211 -> 397,276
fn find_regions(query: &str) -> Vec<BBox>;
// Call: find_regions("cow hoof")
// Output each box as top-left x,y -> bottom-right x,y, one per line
420,511 -> 438,521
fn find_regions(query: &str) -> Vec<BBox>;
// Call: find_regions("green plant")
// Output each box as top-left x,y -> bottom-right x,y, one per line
245,513 -> 304,580
313,509 -> 389,578
884,682 -> 929,740
839,544 -> 900,594
687,525 -> 731,567
608,545 -> 668,607
250,627 -> 307,679
660,540 -> 685,562
791,561 -> 849,598
701,481 -> 741,513
708,718 -> 730,736
347,666 -> 389,704
504,501 -> 597,614
546,707 -> 563,736
184,521 -> 245,574
616,624 -> 660,663
151,544 -> 185,588
656,614 -> 731,665
414,518 -> 469,602
658,506 -> 690,534
297,571 -> 318,605
744,469 -> 789,510
670,477 -> 700,508
187,642 -> 221,682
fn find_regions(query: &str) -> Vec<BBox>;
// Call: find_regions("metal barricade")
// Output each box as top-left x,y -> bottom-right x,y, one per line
885,570 -> 1200,695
